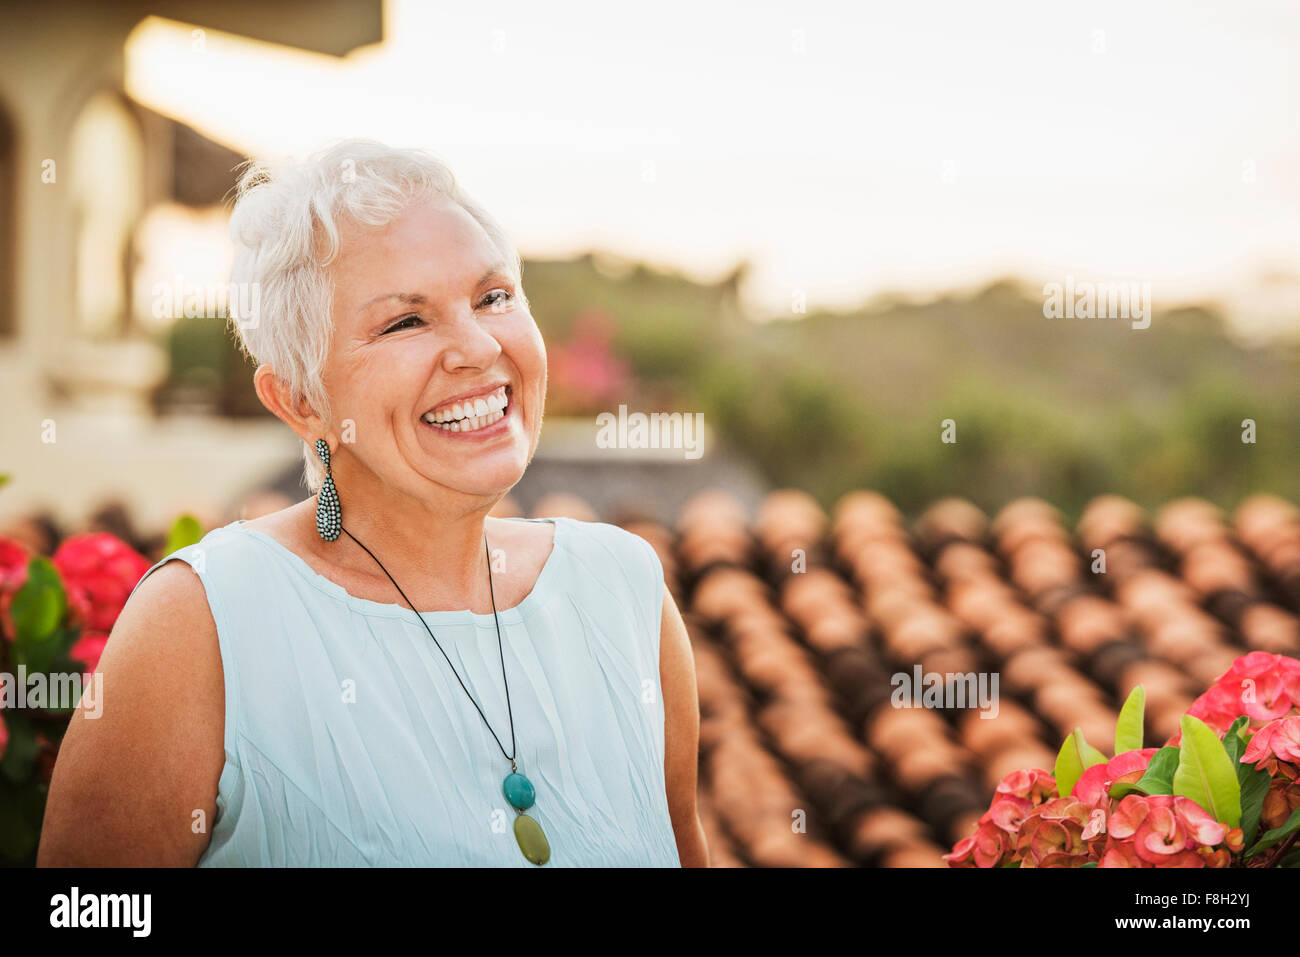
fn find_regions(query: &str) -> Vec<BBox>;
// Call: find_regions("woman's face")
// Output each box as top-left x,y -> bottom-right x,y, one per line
321,196 -> 546,503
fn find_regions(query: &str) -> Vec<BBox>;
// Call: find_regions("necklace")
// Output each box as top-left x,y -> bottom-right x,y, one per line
337,523 -> 551,866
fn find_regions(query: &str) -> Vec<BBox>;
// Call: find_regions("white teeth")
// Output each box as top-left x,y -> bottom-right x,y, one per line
424,406 -> 506,433
423,386 -> 509,425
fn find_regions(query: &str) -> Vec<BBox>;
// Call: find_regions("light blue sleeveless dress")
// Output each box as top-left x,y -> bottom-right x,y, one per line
127,515 -> 681,867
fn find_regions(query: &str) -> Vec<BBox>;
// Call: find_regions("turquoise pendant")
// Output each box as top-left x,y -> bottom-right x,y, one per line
503,772 -> 535,810
503,770 -> 549,864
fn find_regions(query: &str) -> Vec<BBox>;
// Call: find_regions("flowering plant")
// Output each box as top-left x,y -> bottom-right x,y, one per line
0,515 -> 200,865
543,308 -> 633,414
945,652 -> 1300,868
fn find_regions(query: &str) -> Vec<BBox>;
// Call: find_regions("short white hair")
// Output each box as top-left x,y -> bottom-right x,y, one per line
227,138 -> 526,493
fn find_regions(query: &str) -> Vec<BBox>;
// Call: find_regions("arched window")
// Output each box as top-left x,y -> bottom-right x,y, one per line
67,89 -> 144,340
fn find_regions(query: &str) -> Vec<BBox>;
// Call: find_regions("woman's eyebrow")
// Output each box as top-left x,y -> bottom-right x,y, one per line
479,262 -> 510,283
357,265 -> 511,315
360,291 -> 427,314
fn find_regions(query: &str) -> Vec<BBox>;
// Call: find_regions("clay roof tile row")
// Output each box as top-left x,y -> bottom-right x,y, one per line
589,488 -> 1300,867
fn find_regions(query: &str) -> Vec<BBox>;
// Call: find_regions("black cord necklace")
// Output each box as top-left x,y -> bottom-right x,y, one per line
336,522 -> 552,866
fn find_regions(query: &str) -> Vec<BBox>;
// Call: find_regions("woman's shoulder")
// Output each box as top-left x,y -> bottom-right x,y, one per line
121,519 -> 303,649
548,515 -> 660,573
545,516 -> 666,630
127,521 -> 262,602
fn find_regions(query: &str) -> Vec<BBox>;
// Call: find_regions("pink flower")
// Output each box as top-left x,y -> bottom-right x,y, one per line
1206,652 -> 1299,721
1105,794 -> 1227,867
1185,683 -> 1252,734
1242,715 -> 1300,773
69,630 -> 109,673
945,768 -> 1057,867
1169,796 -> 1230,846
544,309 -> 632,413
942,835 -> 978,867
1100,839 -> 1150,867
0,536 -> 32,642
986,794 -> 1034,833
51,533 -> 151,633
1170,652 -> 1300,745
1016,797 -> 1101,867
946,656 -> 1300,868
1072,748 -> 1158,807
943,816 -> 1014,868
0,536 -> 29,589
995,767 -> 1057,804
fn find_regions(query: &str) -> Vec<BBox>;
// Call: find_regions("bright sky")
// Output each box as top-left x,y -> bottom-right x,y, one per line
125,0 -> 1300,332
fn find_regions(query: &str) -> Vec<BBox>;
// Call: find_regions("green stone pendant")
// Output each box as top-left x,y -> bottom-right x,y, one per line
503,770 -> 548,864
513,812 -> 550,865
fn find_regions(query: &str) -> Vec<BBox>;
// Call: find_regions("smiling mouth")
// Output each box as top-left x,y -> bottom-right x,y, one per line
421,385 -> 511,433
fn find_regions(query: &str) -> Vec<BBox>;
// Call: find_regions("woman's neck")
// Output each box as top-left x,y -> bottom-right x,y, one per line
318,475 -> 500,610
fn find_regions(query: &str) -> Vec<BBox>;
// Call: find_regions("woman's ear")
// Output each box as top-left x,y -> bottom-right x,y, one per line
254,365 -> 327,445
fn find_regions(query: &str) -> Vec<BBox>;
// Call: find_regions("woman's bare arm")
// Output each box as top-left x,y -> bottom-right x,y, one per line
660,585 -> 710,867
38,560 -> 226,866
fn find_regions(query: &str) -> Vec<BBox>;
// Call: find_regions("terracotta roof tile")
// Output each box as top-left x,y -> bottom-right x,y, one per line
616,488 -> 1300,866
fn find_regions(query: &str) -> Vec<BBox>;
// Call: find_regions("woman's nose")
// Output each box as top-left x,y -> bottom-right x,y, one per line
439,309 -> 503,371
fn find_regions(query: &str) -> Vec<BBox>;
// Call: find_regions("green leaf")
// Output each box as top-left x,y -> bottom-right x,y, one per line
1106,782 -> 1142,800
10,558 -> 65,644
10,557 -> 69,672
0,473 -> 11,491
1238,765 -> 1271,848
1143,745 -> 1181,795
165,514 -> 204,555
1055,727 -> 1107,799
1224,716 -> 1269,846
1244,806 -> 1300,859
1080,861 -> 1098,868
1172,714 -> 1242,827
1222,716 -> 1249,762
1114,685 -> 1146,755
1110,745 -> 1179,799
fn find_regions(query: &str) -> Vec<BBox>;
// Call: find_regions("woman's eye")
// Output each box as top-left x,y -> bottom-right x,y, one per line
381,291 -> 510,333
480,289 -> 513,310
383,315 -> 422,334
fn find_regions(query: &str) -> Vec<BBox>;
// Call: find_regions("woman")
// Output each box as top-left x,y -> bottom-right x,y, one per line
38,140 -> 709,867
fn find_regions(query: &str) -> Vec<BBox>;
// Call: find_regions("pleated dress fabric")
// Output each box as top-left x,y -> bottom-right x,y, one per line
127,515 -> 681,867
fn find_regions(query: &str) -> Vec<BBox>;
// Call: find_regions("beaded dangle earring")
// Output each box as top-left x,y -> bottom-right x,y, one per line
315,439 -> 341,542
